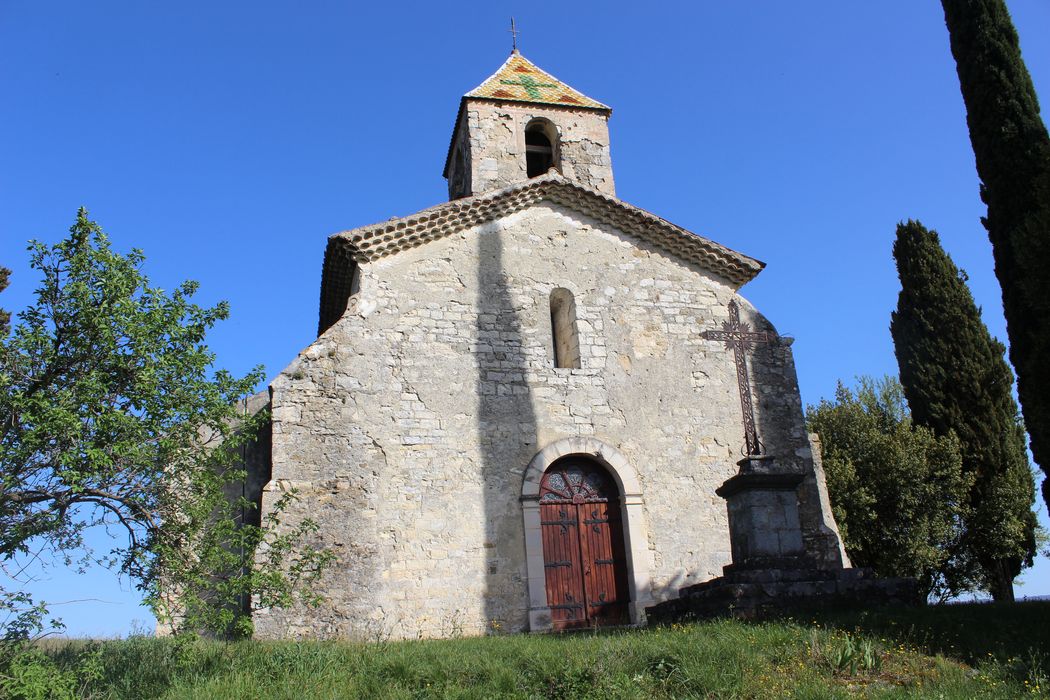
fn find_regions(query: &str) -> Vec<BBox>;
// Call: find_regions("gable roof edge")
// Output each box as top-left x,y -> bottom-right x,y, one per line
318,174 -> 765,333
340,173 -> 761,273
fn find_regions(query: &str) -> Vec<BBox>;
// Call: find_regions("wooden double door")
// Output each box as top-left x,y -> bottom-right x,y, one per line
539,458 -> 630,630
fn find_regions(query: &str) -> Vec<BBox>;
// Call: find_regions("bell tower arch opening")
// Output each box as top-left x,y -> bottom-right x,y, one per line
525,118 -> 558,178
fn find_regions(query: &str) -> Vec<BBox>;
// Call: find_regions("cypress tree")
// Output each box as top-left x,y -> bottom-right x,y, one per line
940,0 -> 1050,506
891,220 -> 1037,602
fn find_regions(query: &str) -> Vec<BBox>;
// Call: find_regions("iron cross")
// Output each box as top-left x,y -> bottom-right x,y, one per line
509,18 -> 519,51
701,300 -> 777,456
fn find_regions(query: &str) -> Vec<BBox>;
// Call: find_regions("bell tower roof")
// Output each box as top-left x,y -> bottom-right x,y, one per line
464,50 -> 610,113
443,51 -> 616,199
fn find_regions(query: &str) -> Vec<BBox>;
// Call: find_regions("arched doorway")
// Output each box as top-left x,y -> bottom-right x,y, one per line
539,457 -> 629,629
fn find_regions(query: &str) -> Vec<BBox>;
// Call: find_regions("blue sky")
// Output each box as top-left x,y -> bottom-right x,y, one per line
2,1 -> 1049,636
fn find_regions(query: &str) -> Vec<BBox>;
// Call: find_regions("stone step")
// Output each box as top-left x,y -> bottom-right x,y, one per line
675,566 -> 879,599
646,567 -> 920,625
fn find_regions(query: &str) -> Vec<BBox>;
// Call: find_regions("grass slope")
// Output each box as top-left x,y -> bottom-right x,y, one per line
19,601 -> 1050,699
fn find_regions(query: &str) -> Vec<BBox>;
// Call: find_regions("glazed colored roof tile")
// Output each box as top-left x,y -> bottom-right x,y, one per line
318,173 -> 764,334
465,50 -> 610,112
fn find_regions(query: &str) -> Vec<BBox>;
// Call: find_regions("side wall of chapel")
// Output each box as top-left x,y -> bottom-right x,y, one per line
252,203 -> 823,640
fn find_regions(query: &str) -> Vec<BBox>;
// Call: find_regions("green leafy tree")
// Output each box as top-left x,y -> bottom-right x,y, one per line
807,377 -> 974,600
890,220 -> 1037,602
940,0 -> 1050,506
0,267 -> 10,336
0,209 -> 329,639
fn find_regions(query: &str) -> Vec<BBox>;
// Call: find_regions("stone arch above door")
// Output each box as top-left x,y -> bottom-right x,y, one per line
521,437 -> 654,631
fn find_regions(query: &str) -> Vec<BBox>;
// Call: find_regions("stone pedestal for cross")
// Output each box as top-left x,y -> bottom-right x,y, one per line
717,458 -> 807,569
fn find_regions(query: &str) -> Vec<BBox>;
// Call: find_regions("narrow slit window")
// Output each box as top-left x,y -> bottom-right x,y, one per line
550,288 -> 581,369
349,264 -> 361,297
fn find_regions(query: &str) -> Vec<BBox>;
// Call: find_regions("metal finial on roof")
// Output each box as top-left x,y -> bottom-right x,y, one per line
509,18 -> 519,52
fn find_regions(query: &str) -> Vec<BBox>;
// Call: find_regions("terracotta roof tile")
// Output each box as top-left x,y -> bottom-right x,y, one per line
465,50 -> 609,112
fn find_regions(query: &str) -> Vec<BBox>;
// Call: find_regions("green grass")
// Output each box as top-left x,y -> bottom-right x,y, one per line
16,601 -> 1050,699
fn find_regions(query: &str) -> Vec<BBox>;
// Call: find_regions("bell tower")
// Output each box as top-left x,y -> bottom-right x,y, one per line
443,50 -> 615,200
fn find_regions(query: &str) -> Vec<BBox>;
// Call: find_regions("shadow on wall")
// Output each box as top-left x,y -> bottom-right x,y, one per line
476,222 -> 539,632
747,315 -> 796,468
648,570 -> 697,605
748,311 -> 845,569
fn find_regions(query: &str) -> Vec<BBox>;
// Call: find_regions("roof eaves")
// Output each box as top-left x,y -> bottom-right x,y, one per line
331,174 -> 764,287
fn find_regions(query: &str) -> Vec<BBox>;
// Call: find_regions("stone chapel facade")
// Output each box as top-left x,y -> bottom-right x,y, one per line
246,51 -> 852,639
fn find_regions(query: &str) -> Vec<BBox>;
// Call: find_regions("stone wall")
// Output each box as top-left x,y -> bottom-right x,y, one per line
253,202 -> 834,639
233,391 -> 273,529
157,391 -> 273,637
